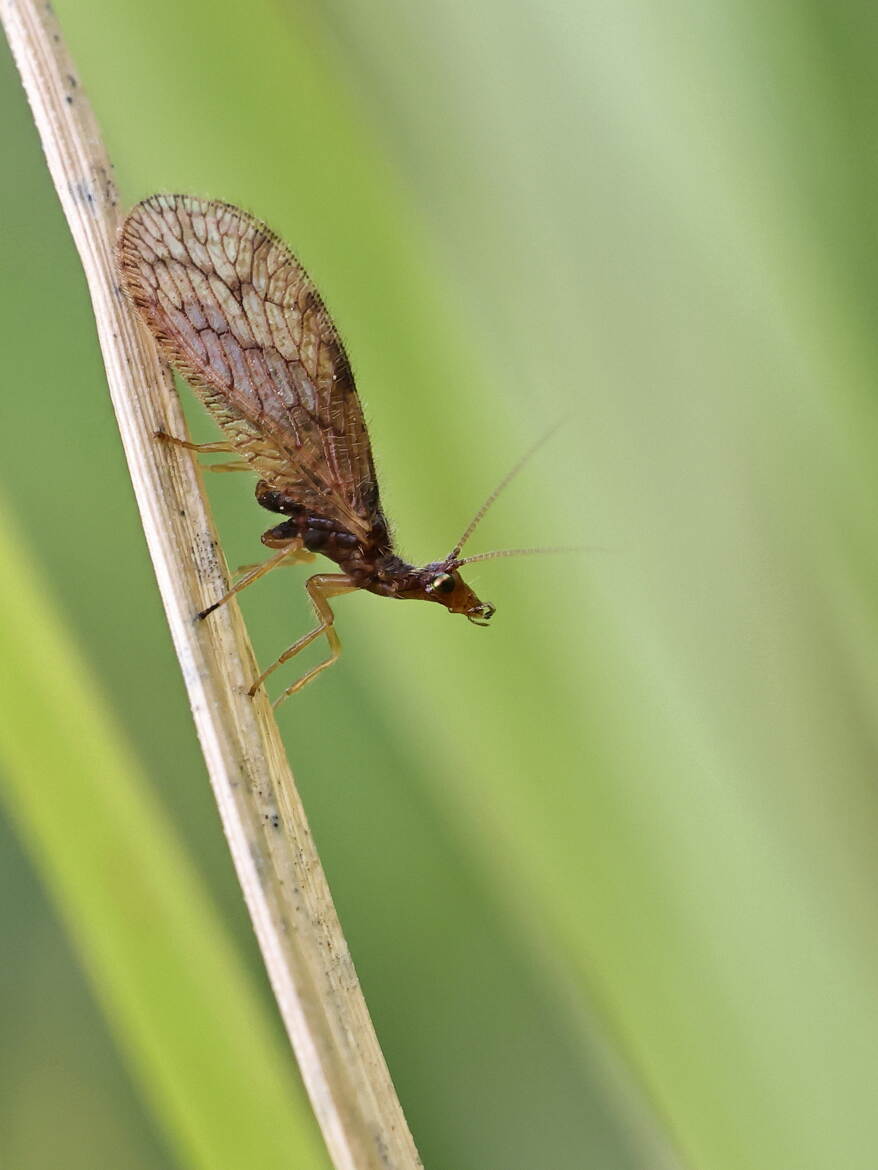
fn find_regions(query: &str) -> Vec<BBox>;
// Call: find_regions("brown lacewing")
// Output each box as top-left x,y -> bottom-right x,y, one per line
118,195 -> 565,705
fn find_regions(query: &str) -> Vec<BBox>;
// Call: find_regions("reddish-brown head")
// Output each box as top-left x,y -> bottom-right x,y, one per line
394,423 -> 574,624
401,562 -> 495,625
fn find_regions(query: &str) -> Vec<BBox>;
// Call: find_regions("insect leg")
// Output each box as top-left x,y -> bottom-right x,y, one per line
233,548 -> 315,580
205,461 -> 251,473
247,574 -> 356,703
197,541 -> 306,620
155,431 -> 234,454
156,431 -> 248,471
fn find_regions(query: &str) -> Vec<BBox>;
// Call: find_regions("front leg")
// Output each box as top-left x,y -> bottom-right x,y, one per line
249,573 -> 356,705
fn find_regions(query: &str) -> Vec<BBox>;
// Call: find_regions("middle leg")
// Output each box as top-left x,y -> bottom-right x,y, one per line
198,540 -> 309,620
233,547 -> 315,581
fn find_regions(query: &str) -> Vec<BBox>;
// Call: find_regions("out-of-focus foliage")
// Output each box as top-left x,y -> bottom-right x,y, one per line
3,1 -> 878,1168
0,504 -> 327,1170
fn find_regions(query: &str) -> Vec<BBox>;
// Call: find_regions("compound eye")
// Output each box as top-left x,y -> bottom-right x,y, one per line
429,573 -> 456,595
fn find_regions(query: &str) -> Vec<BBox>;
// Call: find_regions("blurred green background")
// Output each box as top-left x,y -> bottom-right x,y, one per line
4,1 -> 878,1168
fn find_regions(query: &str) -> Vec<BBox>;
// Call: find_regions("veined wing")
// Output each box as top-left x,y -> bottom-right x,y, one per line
118,194 -> 379,535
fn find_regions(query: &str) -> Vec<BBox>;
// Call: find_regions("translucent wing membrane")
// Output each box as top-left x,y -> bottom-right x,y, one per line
118,195 -> 379,536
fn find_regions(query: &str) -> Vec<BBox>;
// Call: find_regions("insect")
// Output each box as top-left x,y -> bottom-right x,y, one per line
118,195 -> 560,705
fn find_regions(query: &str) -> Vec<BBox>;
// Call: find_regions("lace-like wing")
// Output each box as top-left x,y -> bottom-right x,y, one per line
118,194 -> 379,536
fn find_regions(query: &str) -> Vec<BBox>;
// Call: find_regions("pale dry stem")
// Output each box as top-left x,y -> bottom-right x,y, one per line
0,3 -> 421,1168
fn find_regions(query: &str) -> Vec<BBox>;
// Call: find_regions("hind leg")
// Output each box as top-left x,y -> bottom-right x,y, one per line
155,431 -> 233,454
155,431 -> 250,471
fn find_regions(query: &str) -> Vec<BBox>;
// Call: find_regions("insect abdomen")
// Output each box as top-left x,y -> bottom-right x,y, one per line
260,512 -> 358,560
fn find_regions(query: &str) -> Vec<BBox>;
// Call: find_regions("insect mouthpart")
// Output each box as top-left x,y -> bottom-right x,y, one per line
466,602 -> 496,627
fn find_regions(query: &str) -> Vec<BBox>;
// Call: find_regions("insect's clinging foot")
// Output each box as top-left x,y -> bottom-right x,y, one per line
196,601 -> 220,621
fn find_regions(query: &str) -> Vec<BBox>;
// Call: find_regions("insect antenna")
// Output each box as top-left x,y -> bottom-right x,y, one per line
452,544 -> 590,568
447,420 -> 564,560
